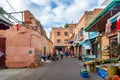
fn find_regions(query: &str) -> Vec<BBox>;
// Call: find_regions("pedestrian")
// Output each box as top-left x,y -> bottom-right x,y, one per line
47,54 -> 51,60
70,50 -> 74,57
41,55 -> 46,61
65,50 -> 69,58
0,48 -> 4,58
83,63 -> 87,69
60,51 -> 63,59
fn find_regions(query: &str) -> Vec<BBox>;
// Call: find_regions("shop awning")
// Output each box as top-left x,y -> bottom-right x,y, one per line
68,41 -> 74,44
0,15 -> 13,26
73,43 -> 78,47
84,40 -> 90,46
78,41 -> 84,46
108,12 -> 120,22
84,0 -> 120,32
73,41 -> 79,47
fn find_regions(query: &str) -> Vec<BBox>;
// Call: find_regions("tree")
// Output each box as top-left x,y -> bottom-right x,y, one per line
64,23 -> 68,28
0,7 -> 6,14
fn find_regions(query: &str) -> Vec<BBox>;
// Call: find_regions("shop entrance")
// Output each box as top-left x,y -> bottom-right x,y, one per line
44,47 -> 46,56
92,43 -> 98,58
86,49 -> 90,55
0,38 -> 6,68
110,36 -> 119,59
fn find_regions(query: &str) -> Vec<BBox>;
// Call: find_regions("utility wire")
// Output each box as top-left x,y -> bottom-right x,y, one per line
6,0 -> 22,19
6,0 -> 16,13
5,0 -> 50,31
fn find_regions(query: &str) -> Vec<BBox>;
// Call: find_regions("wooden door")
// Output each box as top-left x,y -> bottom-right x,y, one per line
0,38 -> 6,68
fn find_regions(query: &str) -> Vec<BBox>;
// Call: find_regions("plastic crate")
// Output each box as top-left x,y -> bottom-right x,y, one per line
80,71 -> 89,78
97,68 -> 107,79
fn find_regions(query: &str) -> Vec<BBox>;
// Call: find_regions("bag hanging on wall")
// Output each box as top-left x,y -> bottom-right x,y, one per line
116,16 -> 120,31
117,31 -> 120,44
117,16 -> 120,44
105,22 -> 112,34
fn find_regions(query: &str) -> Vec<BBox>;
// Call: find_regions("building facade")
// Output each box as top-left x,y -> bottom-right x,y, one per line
0,10 -> 53,68
0,10 -> 12,68
84,0 -> 120,59
50,27 -> 69,53
68,9 -> 102,58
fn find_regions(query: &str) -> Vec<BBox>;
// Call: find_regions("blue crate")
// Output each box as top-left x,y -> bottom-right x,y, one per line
80,71 -> 89,78
97,68 -> 108,79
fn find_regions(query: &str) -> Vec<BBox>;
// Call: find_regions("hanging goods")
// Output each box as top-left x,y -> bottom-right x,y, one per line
117,16 -> 120,44
116,16 -> 120,31
117,31 -> 120,44
105,22 -> 112,34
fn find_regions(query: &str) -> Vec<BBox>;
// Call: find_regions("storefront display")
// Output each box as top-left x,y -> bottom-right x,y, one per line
110,36 -> 120,59
105,21 -> 112,34
116,15 -> 120,31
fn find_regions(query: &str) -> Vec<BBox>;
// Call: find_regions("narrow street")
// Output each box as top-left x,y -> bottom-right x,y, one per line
0,1 -> 120,80
2,57 -> 104,80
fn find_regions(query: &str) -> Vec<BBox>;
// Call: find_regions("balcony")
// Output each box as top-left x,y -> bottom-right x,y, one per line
79,35 -> 84,41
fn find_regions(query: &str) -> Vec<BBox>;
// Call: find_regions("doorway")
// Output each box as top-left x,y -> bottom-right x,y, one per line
0,38 -> 6,68
92,43 -> 98,58
44,47 -> 46,56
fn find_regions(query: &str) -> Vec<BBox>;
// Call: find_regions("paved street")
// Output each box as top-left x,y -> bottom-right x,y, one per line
39,57 -> 104,80
1,57 -> 104,80
1,1 -> 120,80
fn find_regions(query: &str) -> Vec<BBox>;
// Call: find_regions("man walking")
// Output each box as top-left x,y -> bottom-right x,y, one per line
60,51 -> 63,59
65,49 -> 69,58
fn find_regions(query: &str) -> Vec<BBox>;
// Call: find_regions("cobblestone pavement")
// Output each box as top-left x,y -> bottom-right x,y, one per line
0,57 -> 104,80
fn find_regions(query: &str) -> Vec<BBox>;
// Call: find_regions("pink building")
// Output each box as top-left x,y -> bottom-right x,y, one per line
0,10 -> 53,68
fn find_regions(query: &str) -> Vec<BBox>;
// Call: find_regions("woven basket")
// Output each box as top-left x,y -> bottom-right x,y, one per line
107,66 -> 119,77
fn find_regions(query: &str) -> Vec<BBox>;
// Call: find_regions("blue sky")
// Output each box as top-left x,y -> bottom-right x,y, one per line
0,0 -> 105,37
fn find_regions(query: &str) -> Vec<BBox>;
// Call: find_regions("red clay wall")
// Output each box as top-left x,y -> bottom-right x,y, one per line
2,25 -> 42,68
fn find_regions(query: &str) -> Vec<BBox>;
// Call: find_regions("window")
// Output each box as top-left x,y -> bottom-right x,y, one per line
57,32 -> 60,36
80,28 -> 84,36
57,39 -> 60,43
64,32 -> 68,36
69,29 -> 72,33
75,35 -> 77,41
78,31 -> 80,37
64,39 -> 68,44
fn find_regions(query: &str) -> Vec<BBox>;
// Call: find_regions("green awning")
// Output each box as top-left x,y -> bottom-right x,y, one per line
110,16 -> 118,22
84,0 -> 120,31
108,12 -> 120,22
78,41 -> 84,46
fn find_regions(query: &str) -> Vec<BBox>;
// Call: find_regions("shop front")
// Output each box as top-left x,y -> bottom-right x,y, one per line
84,0 -> 120,79
106,11 -> 120,60
110,36 -> 120,59
0,15 -> 12,68
89,37 -> 101,58
78,41 -> 84,55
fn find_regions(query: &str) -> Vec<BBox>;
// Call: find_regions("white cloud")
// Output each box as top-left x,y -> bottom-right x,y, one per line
40,13 -> 55,25
0,0 -> 105,37
30,0 -> 50,6
1,0 -> 27,12
45,27 -> 52,38
98,0 -> 106,5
